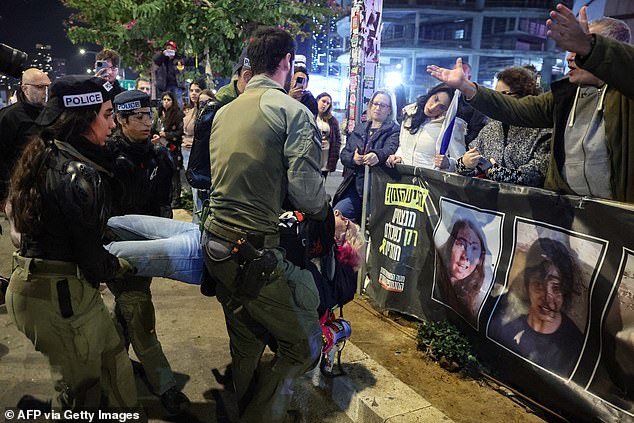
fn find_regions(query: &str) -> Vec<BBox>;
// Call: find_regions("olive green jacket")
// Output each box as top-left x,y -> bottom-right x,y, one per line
469,35 -> 634,203
205,74 -> 328,233
215,80 -> 239,106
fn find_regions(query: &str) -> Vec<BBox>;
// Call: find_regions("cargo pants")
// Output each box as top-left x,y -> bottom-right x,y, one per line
106,276 -> 177,396
6,253 -> 138,409
202,230 -> 323,423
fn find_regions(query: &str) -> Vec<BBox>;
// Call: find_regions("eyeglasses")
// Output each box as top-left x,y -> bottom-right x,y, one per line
128,112 -> 153,121
454,236 -> 482,257
24,83 -> 50,90
371,101 -> 390,110
500,90 -> 519,97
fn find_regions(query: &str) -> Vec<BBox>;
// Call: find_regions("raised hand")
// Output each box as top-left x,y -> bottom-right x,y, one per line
427,58 -> 477,99
547,4 -> 592,56
428,58 -> 469,87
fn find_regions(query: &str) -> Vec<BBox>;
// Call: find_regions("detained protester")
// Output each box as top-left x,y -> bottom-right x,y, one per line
107,90 -> 189,415
386,83 -> 467,171
202,27 -> 329,422
4,76 -> 138,410
333,89 -> 399,223
427,5 -> 634,202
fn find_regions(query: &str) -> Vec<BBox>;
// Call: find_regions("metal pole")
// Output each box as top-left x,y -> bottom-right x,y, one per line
357,164 -> 371,295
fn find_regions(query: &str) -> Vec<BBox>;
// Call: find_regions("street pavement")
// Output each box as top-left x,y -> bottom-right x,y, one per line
0,168 -> 453,423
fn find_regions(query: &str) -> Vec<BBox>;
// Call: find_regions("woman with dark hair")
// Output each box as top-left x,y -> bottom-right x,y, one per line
435,219 -> 487,324
152,91 -> 184,208
489,238 -> 583,377
387,83 -> 467,170
333,89 -> 399,222
5,76 -> 138,410
456,66 -> 551,187
182,80 -> 207,168
315,92 -> 342,179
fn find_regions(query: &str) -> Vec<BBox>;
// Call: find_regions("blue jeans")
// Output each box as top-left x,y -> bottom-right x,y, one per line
106,215 -> 203,284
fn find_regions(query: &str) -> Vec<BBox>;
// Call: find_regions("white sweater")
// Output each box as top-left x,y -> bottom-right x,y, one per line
396,103 -> 467,171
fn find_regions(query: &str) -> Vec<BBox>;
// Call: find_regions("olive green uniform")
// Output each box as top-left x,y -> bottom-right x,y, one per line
203,74 -> 328,422
8,256 -> 137,409
7,139 -> 137,410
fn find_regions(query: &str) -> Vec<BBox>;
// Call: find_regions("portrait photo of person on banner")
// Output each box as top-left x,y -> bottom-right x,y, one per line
432,198 -> 504,328
487,219 -> 606,379
588,249 -> 634,413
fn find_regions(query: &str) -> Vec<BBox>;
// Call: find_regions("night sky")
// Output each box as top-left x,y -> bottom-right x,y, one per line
0,0 -> 98,74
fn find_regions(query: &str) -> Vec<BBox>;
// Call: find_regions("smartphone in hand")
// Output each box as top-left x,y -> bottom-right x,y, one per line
95,60 -> 108,72
477,157 -> 493,172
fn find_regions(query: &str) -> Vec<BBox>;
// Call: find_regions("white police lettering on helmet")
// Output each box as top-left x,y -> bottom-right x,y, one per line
117,101 -> 142,111
63,92 -> 104,108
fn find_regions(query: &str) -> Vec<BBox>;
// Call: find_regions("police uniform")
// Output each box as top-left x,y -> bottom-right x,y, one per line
106,90 -> 187,413
203,73 -> 328,422
6,76 -> 138,410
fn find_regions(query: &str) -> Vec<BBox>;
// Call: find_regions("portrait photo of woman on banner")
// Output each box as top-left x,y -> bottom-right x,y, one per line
587,250 -> 634,412
487,219 -> 606,379
432,198 -> 504,328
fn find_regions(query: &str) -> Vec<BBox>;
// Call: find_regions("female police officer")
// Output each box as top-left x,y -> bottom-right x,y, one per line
5,76 -> 138,410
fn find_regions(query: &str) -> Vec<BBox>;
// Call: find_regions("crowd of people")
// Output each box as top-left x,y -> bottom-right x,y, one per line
0,2 -> 632,422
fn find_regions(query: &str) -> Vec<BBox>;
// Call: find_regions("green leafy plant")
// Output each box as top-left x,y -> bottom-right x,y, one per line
62,0 -> 341,75
180,188 -> 194,213
417,320 -> 477,371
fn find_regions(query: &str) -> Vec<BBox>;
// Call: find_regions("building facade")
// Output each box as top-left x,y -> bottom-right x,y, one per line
336,0 -> 575,101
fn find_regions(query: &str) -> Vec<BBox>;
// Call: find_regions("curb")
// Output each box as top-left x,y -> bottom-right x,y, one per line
304,341 -> 454,423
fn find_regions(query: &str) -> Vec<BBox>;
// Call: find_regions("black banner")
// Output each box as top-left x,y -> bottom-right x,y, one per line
365,165 -> 634,422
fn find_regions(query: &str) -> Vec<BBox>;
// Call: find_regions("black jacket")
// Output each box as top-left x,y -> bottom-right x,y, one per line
186,100 -> 221,190
300,91 -> 318,116
334,120 -> 400,205
108,132 -> 174,217
153,52 -> 195,92
20,138 -> 122,285
0,100 -> 43,200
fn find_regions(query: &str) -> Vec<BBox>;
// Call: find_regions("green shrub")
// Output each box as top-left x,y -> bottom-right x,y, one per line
417,320 -> 477,371
180,188 -> 194,212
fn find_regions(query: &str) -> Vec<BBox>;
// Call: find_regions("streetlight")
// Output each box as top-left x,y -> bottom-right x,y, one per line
79,48 -> 99,56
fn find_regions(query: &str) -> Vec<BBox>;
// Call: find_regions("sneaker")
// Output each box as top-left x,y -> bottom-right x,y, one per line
160,386 -> 190,416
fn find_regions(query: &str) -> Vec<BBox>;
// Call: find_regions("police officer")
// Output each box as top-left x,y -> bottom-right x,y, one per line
107,90 -> 189,415
202,27 -> 329,422
5,75 -> 137,410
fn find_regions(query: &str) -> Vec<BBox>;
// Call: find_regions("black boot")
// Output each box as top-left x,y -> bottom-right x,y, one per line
0,276 -> 9,306
160,386 -> 190,416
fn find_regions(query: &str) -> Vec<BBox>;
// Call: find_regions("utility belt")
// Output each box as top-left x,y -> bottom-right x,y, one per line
206,218 -> 279,250
14,254 -> 82,279
11,254 -> 87,314
202,219 -> 279,301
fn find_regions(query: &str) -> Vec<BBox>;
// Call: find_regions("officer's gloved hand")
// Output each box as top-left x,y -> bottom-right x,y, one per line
114,258 -> 137,279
